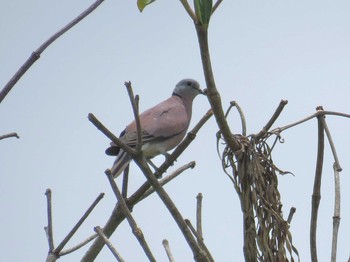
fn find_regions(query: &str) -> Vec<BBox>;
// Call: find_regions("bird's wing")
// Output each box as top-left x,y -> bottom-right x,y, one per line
105,96 -> 190,155
125,96 -> 190,144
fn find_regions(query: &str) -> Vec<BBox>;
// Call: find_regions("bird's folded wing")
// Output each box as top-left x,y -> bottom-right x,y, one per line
126,97 -> 190,142
106,97 -> 189,155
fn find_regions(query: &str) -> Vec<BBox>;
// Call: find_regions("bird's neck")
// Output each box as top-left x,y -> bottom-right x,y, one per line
172,92 -> 182,98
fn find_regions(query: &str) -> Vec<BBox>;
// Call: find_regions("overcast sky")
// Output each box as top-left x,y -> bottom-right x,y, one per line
1,0 -> 350,261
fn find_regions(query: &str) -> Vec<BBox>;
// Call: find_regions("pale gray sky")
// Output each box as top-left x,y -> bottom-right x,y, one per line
1,0 -> 350,261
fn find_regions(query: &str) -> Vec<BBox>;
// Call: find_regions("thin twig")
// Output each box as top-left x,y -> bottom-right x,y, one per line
255,99 -> 288,142
140,161 -> 196,201
88,113 -> 136,156
231,101 -> 247,136
196,193 -> 203,240
310,110 -> 325,262
178,0 -> 197,22
122,165 -> 130,198
124,81 -> 142,152
105,170 -> 156,262
54,193 -> 105,254
271,110 -> 350,135
0,0 -> 105,103
162,239 -> 176,262
319,117 -> 342,171
287,207 -> 296,224
59,234 -> 98,256
134,156 -> 208,261
212,0 -> 224,14
185,219 -> 214,262
45,189 -> 55,252
94,226 -> 126,262
331,163 -> 341,262
0,132 -> 20,140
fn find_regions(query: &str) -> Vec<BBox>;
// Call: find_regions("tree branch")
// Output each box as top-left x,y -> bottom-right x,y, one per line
230,101 -> 247,136
178,0 -> 197,22
0,0 -> 105,103
105,170 -> 156,261
287,207 -> 296,224
162,239 -> 176,262
212,0 -> 224,14
271,110 -> 350,135
185,219 -> 214,262
319,116 -> 342,171
45,192 -> 104,261
331,163 -> 341,262
195,25 -> 240,152
196,193 -> 203,240
310,108 -> 325,262
255,99 -> 288,141
94,226 -> 126,262
59,234 -> 97,256
88,113 -> 137,156
133,156 -> 208,261
124,81 -> 142,152
0,132 -> 20,140
140,161 -> 196,201
45,189 -> 55,253
54,193 -> 104,254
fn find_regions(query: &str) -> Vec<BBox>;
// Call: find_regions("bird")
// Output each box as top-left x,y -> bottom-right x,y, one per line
106,79 -> 205,178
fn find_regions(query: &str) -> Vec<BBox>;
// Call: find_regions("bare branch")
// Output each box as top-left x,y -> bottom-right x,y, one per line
231,101 -> 247,136
319,116 -> 342,171
255,99 -> 288,141
88,113 -> 137,156
212,0 -> 224,14
196,193 -> 203,240
162,239 -> 176,262
331,163 -> 341,262
140,161 -> 196,201
271,110 -> 350,135
178,0 -> 197,22
185,219 -> 214,262
45,189 -> 55,252
60,234 -> 98,256
105,170 -> 156,262
94,227 -> 125,262
195,25 -> 240,152
122,165 -> 130,198
54,193 -> 105,254
133,156 -> 208,261
0,132 -> 20,140
310,109 -> 325,262
287,207 -> 296,224
0,0 -> 105,103
124,81 -> 142,152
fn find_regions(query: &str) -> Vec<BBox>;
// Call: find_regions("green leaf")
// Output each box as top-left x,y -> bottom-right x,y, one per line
137,0 -> 156,12
194,0 -> 213,27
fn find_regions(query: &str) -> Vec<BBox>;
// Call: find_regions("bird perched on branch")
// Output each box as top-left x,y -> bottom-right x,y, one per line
106,79 -> 205,178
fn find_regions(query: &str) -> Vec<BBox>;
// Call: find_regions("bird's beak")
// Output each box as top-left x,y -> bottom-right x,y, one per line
199,88 -> 207,96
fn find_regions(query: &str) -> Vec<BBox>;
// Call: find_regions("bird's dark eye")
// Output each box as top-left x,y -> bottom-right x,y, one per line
186,81 -> 192,86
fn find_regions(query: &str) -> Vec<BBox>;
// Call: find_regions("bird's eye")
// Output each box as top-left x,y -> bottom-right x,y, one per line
186,81 -> 192,86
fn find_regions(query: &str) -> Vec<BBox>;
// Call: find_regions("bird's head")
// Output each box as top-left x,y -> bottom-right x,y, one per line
173,79 -> 206,100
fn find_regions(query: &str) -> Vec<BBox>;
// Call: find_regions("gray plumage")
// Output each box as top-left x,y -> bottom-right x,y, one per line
106,79 -> 205,178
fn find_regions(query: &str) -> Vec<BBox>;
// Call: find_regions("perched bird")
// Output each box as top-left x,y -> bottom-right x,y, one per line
106,79 -> 205,178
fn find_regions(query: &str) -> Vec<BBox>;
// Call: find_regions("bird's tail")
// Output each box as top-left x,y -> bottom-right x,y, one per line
110,150 -> 132,178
